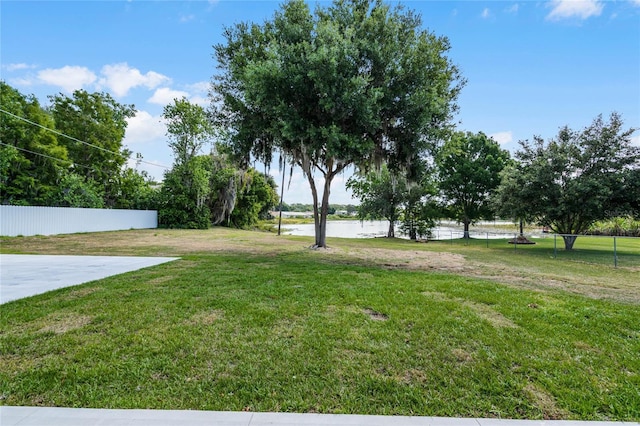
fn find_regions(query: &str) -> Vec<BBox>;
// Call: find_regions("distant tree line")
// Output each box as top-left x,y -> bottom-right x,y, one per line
347,113 -> 639,250
276,203 -> 358,215
1,81 -> 155,209
0,83 -> 278,230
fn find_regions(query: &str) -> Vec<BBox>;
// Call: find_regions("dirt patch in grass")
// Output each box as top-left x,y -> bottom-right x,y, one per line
63,287 -> 101,300
451,348 -> 474,363
325,247 -> 467,273
147,276 -> 175,285
463,301 -> 518,329
469,266 -> 640,305
0,229 -> 302,257
421,291 -> 518,329
401,368 -> 428,384
524,383 -> 570,420
187,310 -> 224,326
363,308 -> 388,321
37,313 -> 92,334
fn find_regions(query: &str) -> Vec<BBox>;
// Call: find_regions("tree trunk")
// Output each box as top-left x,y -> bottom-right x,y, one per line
463,219 -> 470,239
317,180 -> 331,248
276,162 -> 286,236
307,174 -> 321,247
387,219 -> 395,238
305,170 -> 333,248
562,234 -> 578,250
301,157 -> 347,249
519,219 -> 524,236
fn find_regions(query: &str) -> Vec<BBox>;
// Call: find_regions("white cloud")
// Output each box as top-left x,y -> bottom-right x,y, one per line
8,77 -> 36,87
546,0 -> 604,21
187,81 -> 211,94
148,87 -> 190,105
180,14 -> 195,23
481,7 -> 491,18
37,66 -> 97,92
98,63 -> 170,97
631,134 -> 640,147
506,4 -> 519,14
124,110 -> 166,144
3,63 -> 36,71
631,0 -> 640,6
490,131 -> 513,145
185,81 -> 211,106
189,96 -> 209,107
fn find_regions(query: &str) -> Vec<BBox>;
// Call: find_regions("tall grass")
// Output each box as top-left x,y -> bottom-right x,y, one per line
587,216 -> 640,237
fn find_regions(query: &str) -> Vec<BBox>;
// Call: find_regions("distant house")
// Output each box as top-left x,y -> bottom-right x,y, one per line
273,211 -> 314,219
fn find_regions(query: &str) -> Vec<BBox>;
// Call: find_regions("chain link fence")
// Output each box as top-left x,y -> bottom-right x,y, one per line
429,229 -> 640,268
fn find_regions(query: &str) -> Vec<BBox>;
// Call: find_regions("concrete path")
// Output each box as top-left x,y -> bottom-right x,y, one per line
1,407 -> 637,426
0,254 -> 178,304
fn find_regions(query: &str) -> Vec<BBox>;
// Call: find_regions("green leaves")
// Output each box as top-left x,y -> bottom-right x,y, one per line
213,0 -> 462,246
1,82 -> 69,205
436,132 -> 510,235
163,98 -> 215,166
49,89 -> 136,208
495,113 -> 639,249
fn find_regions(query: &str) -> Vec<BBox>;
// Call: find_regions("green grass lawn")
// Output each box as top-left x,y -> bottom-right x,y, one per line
0,229 -> 638,420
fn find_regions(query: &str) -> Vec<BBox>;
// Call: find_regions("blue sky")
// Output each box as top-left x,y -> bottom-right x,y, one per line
2,0 -> 639,204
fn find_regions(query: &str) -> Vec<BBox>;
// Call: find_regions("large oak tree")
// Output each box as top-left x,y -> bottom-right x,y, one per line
212,0 -> 462,247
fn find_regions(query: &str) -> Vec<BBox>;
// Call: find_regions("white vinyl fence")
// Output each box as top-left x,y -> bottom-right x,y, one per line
0,205 -> 158,237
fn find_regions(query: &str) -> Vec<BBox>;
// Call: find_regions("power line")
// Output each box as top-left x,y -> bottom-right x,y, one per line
0,108 -> 170,170
0,141 -> 93,170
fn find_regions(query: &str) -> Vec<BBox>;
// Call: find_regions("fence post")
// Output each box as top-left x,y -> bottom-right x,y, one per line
553,234 -> 557,259
486,232 -> 489,248
614,236 -> 618,268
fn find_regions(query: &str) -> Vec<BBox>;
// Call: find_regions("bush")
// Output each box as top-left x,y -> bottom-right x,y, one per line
587,216 -> 640,237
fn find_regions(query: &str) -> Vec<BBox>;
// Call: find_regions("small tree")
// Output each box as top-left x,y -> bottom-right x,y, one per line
159,98 -> 216,228
498,113 -> 638,250
229,169 -> 279,228
400,178 -> 438,240
347,166 -> 407,238
50,172 -> 104,208
436,131 -> 510,238
163,97 -> 214,165
159,156 -> 211,229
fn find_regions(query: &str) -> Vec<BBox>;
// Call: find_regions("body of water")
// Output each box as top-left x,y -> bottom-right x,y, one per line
281,220 -> 524,240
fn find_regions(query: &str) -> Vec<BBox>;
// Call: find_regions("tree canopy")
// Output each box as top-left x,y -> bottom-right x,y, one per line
436,131 -> 510,238
348,164 -> 437,240
49,90 -> 136,207
495,113 -> 639,250
213,0 -> 462,247
348,166 -> 408,238
1,81 -> 68,205
163,97 -> 215,165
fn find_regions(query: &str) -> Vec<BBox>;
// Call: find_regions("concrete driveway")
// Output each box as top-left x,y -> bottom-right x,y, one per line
0,254 -> 178,304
